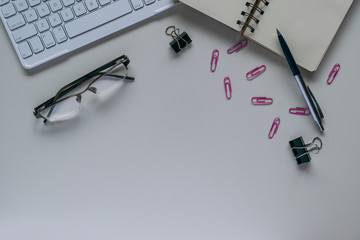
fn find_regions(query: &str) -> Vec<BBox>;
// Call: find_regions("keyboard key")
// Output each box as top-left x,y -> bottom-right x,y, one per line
72,2 -> 86,17
98,0 -> 110,6
40,31 -> 56,48
23,8 -> 38,22
60,8 -> 74,22
130,0 -> 143,10
0,0 -> 10,6
29,36 -> 44,53
85,0 -> 98,11
62,0 -> 75,7
13,24 -> 37,42
53,26 -> 67,43
6,14 -> 25,30
14,0 -> 28,12
48,13 -> 62,27
48,0 -> 63,12
144,0 -> 155,5
36,18 -> 50,32
1,3 -> 16,18
28,0 -> 41,7
18,41 -> 32,58
65,0 -> 132,38
37,3 -> 51,17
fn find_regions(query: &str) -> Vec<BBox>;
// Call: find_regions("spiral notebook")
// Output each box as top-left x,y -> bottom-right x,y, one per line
180,0 -> 353,72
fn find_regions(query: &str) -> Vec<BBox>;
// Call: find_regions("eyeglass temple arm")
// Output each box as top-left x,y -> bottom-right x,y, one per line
105,74 -> 135,81
33,55 -> 130,114
52,72 -> 135,101
50,73 -> 134,102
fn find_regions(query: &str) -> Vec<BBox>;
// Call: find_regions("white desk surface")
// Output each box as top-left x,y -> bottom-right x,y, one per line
1,2 -> 360,239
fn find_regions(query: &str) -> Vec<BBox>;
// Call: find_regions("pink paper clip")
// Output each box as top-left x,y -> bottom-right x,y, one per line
327,63 -> 340,84
246,65 -> 266,80
268,117 -> 280,139
224,77 -> 232,100
251,96 -> 273,105
227,39 -> 248,54
210,49 -> 219,72
289,107 -> 310,115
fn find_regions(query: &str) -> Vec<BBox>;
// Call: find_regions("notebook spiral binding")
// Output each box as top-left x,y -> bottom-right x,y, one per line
237,0 -> 269,34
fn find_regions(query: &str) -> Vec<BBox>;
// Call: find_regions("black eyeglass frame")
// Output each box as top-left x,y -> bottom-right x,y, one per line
33,55 -> 134,123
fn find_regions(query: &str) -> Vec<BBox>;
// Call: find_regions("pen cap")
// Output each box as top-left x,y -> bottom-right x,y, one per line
277,30 -> 300,76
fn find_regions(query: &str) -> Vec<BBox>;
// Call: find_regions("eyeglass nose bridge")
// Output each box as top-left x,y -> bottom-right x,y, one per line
88,86 -> 97,94
76,95 -> 82,103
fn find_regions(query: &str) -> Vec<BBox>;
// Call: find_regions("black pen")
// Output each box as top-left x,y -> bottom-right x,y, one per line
276,29 -> 324,132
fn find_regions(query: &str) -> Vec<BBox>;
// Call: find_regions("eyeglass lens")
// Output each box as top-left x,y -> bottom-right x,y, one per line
40,62 -> 128,122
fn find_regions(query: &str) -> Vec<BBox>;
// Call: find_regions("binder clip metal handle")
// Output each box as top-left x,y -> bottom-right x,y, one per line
289,136 -> 322,164
166,26 -> 192,53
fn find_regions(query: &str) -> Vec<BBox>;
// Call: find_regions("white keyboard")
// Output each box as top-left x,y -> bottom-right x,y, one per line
0,0 -> 178,69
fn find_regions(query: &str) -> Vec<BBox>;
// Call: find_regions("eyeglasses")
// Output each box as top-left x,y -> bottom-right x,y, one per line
33,55 -> 135,123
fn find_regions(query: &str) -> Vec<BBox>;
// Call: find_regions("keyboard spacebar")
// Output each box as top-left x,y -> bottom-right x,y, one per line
65,0 -> 132,38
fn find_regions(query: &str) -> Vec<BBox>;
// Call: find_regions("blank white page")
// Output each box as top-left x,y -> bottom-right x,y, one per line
180,0 -> 353,72
242,0 -> 353,71
179,0 -> 246,31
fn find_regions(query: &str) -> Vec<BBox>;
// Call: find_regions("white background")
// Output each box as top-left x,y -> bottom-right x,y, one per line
1,2 -> 359,240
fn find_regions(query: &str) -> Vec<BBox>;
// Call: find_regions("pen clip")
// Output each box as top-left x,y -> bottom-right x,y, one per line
307,86 -> 324,120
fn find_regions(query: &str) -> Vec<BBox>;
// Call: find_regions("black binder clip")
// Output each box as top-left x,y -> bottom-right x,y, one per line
289,137 -> 322,165
165,26 -> 192,53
